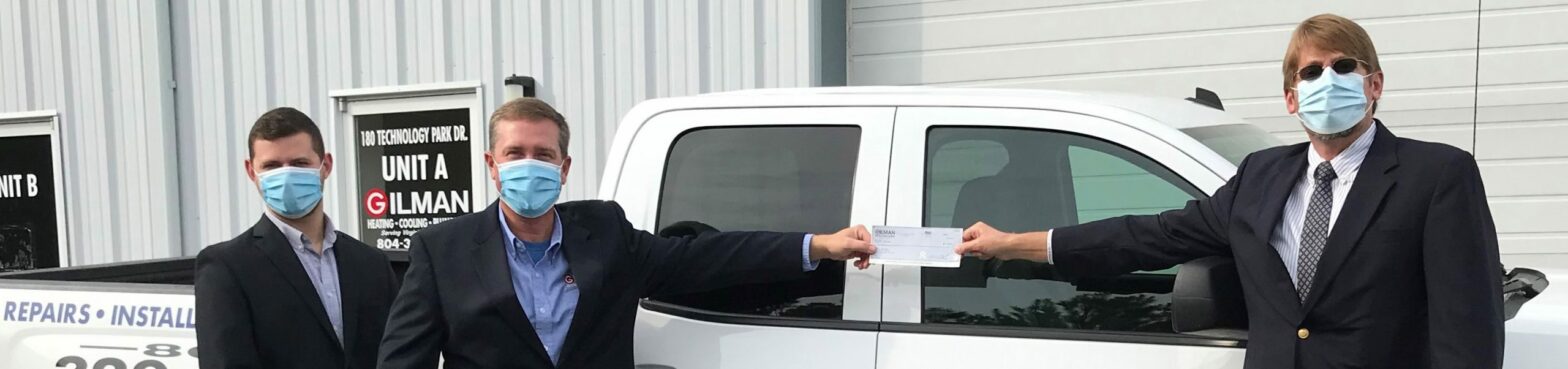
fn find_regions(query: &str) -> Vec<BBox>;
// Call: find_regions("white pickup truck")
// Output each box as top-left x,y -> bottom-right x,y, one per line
607,87 -> 1564,369
2,87 -> 1561,369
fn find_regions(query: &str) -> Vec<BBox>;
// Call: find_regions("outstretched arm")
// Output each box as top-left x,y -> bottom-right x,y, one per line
619,204 -> 874,297
956,154 -> 1252,280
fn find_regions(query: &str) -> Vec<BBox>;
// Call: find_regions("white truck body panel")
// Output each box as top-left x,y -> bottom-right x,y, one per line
1,281 -> 197,369
1504,267 -> 1568,369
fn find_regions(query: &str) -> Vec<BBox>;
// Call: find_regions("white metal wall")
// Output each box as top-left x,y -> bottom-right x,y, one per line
848,0 -> 1568,267
2,0 -> 835,263
168,0 -> 834,255
0,0 -> 180,266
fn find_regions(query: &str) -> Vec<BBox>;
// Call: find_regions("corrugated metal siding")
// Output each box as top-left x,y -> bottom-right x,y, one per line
0,0 -> 180,266
2,0 -> 831,262
169,0 -> 830,254
848,0 -> 1568,267
1474,2 -> 1568,267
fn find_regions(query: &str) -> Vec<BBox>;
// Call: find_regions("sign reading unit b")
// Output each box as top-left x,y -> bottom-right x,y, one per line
0,174 -> 41,198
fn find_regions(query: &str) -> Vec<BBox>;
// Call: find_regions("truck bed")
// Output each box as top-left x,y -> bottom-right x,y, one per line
0,251 -> 412,285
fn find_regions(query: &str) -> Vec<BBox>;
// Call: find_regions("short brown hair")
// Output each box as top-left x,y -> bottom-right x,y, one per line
1282,14 -> 1381,91
489,97 -> 570,154
248,107 -> 325,158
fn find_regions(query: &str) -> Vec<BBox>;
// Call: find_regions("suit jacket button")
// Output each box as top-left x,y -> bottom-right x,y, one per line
1297,328 -> 1310,340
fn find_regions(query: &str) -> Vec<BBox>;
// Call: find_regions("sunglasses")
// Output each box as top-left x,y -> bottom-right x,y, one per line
1296,58 -> 1369,81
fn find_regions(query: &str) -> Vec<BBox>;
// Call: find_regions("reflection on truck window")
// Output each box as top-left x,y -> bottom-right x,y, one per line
1,224 -> 36,271
652,126 -> 861,319
922,126 -> 1203,333
1180,123 -> 1283,166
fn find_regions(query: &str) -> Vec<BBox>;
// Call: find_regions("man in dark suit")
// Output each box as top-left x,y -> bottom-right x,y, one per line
196,108 -> 401,369
378,98 -> 876,368
956,14 -> 1503,369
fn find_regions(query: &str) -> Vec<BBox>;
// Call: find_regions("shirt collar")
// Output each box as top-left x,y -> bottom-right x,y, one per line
1306,121 -> 1377,180
263,211 -> 339,254
498,206 -> 563,251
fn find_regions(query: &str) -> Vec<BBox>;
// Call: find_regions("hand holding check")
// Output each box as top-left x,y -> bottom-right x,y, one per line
809,225 -> 878,269
953,221 -> 1051,263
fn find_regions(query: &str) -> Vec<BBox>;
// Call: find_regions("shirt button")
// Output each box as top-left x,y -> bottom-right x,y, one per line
1297,328 -> 1310,340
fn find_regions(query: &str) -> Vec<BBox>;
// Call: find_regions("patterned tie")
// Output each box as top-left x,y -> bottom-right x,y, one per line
1296,161 -> 1337,302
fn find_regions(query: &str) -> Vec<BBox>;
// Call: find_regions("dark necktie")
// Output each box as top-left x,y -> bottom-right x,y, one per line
1296,161 -> 1337,302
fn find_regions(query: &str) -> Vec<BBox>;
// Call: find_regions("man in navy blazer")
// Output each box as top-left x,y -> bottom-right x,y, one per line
956,14 -> 1503,369
378,98 -> 876,368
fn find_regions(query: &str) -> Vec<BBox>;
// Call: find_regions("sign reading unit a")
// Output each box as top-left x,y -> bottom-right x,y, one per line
354,108 -> 474,250
363,152 -> 473,218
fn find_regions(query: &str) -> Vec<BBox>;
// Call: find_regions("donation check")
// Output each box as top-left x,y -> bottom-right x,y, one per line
870,226 -> 963,268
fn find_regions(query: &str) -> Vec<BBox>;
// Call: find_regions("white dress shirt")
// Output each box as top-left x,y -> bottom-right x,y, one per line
1272,124 -> 1376,285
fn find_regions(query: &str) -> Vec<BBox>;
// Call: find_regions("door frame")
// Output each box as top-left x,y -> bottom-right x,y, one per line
0,110 -> 70,268
326,82 -> 489,253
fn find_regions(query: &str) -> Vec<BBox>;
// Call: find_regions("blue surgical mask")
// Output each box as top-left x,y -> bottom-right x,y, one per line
258,167 -> 324,219
1294,70 -> 1377,135
497,159 -> 562,218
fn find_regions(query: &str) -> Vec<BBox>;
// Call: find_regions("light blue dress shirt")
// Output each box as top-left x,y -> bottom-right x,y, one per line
498,210 -> 576,364
497,209 -> 818,364
263,212 -> 344,344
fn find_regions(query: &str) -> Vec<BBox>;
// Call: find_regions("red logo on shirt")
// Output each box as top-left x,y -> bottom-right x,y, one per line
564,274 -> 575,285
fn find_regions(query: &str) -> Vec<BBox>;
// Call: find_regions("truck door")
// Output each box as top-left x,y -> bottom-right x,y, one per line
879,107 -> 1246,369
613,107 -> 893,369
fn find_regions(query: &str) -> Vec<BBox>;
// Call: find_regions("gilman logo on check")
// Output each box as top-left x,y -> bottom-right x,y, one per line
868,226 -> 963,268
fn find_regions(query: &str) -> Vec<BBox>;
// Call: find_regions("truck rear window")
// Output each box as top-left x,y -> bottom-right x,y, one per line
652,125 -> 861,320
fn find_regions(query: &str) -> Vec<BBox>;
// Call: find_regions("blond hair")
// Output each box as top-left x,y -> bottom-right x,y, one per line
488,98 -> 570,153
1282,14 -> 1381,91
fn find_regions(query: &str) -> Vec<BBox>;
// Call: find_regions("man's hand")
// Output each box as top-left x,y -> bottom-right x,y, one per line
810,225 -> 877,269
954,221 -> 1051,262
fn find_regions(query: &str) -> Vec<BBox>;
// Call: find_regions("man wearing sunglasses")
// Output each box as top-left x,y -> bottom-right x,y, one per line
956,14 -> 1503,369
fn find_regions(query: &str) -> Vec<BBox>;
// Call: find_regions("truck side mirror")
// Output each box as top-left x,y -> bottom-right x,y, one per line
1503,267 -> 1549,320
1171,256 -> 1248,340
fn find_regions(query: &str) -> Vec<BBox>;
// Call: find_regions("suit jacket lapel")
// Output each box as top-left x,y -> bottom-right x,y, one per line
468,203 -> 553,362
1247,144 -> 1309,321
1302,124 -> 1399,312
556,207 -> 603,364
335,233 -> 361,351
249,216 -> 343,349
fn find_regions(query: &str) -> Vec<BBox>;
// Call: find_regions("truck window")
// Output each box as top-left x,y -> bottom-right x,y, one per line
922,126 -> 1203,333
651,126 -> 861,319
